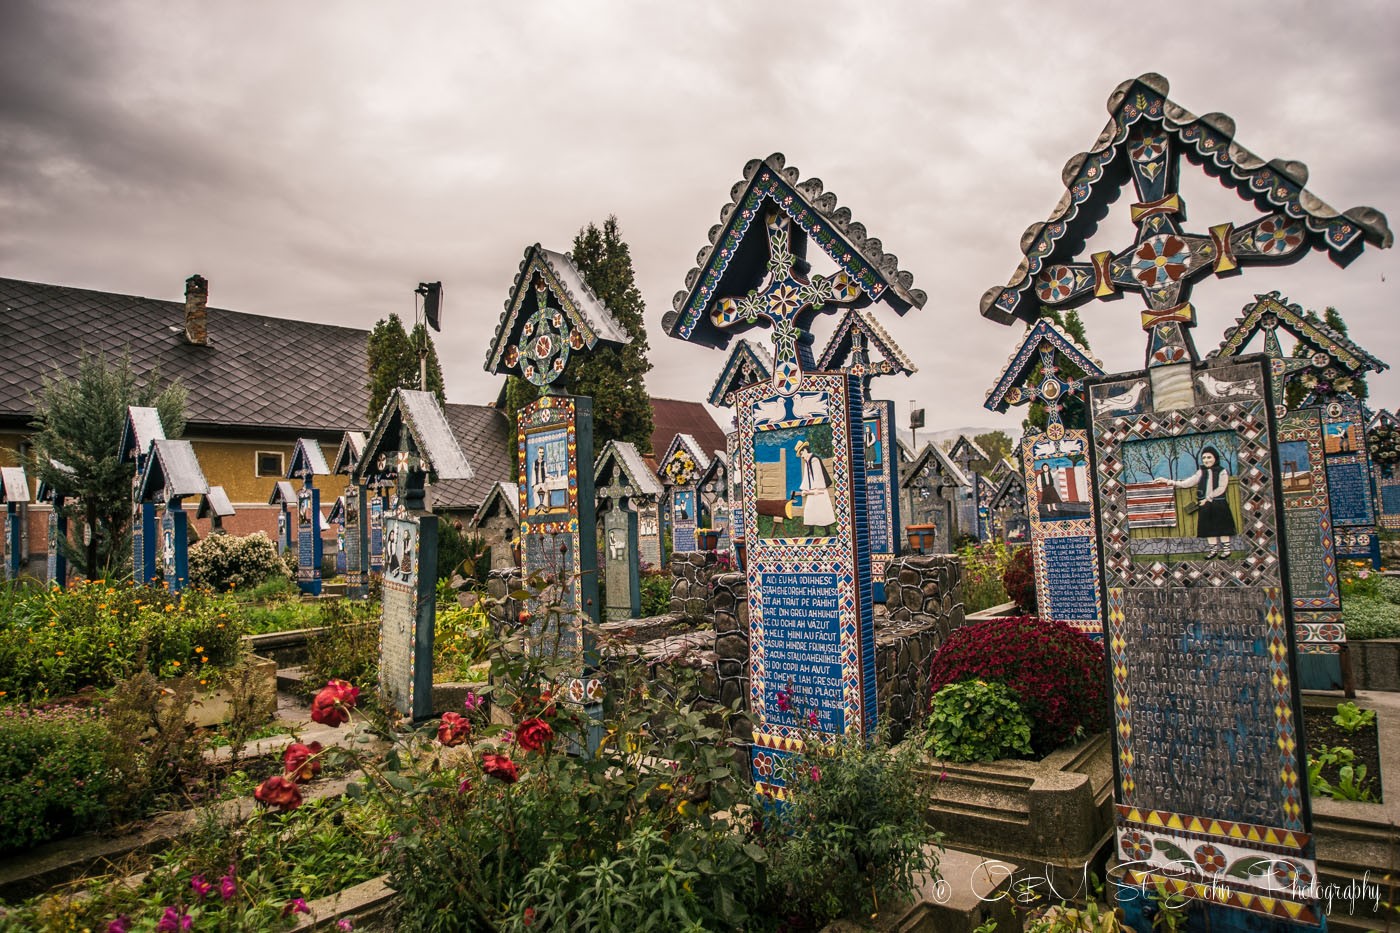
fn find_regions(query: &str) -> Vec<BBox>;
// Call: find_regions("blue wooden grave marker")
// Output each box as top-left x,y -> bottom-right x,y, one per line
119,406 -> 166,585
662,152 -> 926,796
287,438 -> 331,596
36,459 -> 75,588
137,439 -> 210,594
1,467 -> 30,581
333,431 -> 370,597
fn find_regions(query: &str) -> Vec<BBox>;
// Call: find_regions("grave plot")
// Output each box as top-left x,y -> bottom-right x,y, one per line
984,317 -> 1106,636
817,307 -> 915,601
899,441 -> 967,556
594,439 -> 664,620
332,430 -> 369,595
355,388 -> 474,723
484,243 -> 629,726
118,405 -> 166,585
983,72 -> 1391,928
660,432 -> 707,555
287,437 -> 331,596
661,152 -> 926,794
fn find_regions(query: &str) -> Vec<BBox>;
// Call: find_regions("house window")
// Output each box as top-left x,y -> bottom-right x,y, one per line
256,451 -> 284,477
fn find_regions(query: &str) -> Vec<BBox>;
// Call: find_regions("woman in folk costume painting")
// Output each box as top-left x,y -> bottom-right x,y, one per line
1154,445 -> 1237,558
794,440 -> 835,530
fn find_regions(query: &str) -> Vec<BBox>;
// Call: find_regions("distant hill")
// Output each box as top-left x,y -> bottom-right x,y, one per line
896,425 -> 1001,453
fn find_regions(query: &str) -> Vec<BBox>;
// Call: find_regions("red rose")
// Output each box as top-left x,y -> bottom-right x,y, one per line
283,741 -> 324,782
481,753 -> 519,783
254,775 -> 303,811
310,679 -> 359,727
516,718 -> 553,753
437,712 -> 471,747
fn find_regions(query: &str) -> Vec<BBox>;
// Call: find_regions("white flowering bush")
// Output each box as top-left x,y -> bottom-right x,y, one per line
188,531 -> 291,591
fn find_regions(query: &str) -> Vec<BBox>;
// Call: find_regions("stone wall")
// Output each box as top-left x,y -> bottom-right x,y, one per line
669,551 -> 732,620
884,554 -> 964,630
709,571 -> 751,742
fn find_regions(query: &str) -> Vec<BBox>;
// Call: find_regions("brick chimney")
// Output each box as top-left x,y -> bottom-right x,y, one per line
184,274 -> 208,345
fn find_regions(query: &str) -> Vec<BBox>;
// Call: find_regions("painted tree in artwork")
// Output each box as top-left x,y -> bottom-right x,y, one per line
28,350 -> 187,578
1024,307 -> 1093,433
1286,306 -> 1370,409
366,313 -> 445,421
503,216 -> 655,467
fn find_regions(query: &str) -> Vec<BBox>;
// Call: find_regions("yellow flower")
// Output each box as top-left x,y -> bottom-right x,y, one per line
201,656 -> 209,663
55,650 -> 64,657
171,660 -> 181,667
195,646 -> 205,653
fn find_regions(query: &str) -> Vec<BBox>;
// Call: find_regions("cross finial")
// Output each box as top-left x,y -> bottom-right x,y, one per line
710,212 -> 862,395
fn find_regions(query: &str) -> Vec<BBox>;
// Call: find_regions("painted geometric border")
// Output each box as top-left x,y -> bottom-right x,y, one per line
738,373 -> 874,753
1022,429 -> 1101,635
379,514 -> 423,718
516,396 -> 584,631
865,400 -> 898,590
1277,409 -> 1341,614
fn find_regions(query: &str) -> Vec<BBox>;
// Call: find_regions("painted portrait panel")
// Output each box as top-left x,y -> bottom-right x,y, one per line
752,420 -> 837,541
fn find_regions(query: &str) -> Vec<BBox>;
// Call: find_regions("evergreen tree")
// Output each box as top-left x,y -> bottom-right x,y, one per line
1287,307 -> 1369,408
974,431 -> 1014,466
503,217 -> 654,467
27,350 -> 187,579
1024,307 -> 1092,434
366,313 -> 445,422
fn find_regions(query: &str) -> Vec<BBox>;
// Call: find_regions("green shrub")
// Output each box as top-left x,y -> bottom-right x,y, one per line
958,541 -> 1012,612
925,679 -> 1034,762
639,569 -> 670,617
188,531 -> 290,592
1343,576 -> 1400,640
1333,701 -> 1377,734
435,601 -> 491,680
0,703 -> 116,852
766,733 -> 940,928
301,598 -> 380,700
0,582 -> 249,700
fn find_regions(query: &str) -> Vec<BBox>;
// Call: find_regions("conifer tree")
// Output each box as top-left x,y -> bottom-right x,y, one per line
28,350 -> 187,579
1286,307 -> 1369,409
503,217 -> 654,467
366,313 -> 445,422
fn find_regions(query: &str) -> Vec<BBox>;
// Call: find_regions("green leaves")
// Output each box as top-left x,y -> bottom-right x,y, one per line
924,679 -> 1034,763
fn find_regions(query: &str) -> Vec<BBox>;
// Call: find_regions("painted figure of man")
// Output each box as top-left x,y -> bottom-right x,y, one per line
794,440 -> 835,529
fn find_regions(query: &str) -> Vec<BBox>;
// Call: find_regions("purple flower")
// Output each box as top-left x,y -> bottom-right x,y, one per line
463,691 -> 484,712
284,897 -> 310,917
219,867 -> 237,900
156,907 -> 192,932
107,917 -> 131,933
190,873 -> 212,899
337,921 -> 355,932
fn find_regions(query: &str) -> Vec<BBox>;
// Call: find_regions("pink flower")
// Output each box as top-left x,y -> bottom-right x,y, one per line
156,907 -> 192,932
190,873 -> 212,899
458,777 -> 473,794
807,710 -> 818,727
284,897 -> 310,917
775,689 -> 793,713
337,921 -> 355,931
808,766 -> 821,782
463,691 -> 484,712
219,868 -> 237,900
310,679 -> 359,727
107,917 -> 131,933
437,711 -> 471,747
283,741 -> 324,782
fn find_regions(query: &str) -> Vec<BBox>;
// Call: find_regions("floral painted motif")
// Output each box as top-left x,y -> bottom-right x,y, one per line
1132,235 -> 1190,288
1254,218 -> 1304,255
1120,829 -> 1152,861
1193,843 -> 1227,874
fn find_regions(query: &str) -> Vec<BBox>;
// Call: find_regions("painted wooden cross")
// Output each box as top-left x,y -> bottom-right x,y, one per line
711,212 -> 862,395
985,318 -> 1104,433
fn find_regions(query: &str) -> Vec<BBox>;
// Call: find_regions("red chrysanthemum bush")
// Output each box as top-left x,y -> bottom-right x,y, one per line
1001,546 -> 1037,615
928,615 -> 1107,754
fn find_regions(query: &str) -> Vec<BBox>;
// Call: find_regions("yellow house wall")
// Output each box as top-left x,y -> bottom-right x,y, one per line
185,437 -> 349,506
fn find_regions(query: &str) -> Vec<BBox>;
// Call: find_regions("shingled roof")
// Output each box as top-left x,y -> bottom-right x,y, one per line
427,402 -> 514,512
0,277 -> 370,434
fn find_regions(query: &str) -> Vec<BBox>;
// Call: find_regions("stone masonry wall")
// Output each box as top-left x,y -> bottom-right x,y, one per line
669,551 -> 733,620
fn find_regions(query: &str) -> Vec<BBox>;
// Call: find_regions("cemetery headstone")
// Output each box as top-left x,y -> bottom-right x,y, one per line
484,244 -> 630,734
118,406 -> 166,585
1212,292 -> 1361,687
196,486 -> 236,534
333,431 -> 369,596
593,440 -> 664,620
138,439 -> 210,594
726,430 -> 745,557
1371,409 -> 1400,531
469,481 -> 521,571
1,467 -> 30,581
816,307 -> 916,602
268,481 -> 297,556
660,434 -> 707,553
899,443 -> 966,556
980,73 -> 1391,927
36,459 -> 74,587
326,496 -> 347,575
1214,289 -> 1388,570
661,152 -> 925,795
987,470 -> 1029,544
287,438 -> 331,596
947,435 -> 991,543
355,388 -> 473,722
697,450 -> 731,549
984,317 -> 1106,635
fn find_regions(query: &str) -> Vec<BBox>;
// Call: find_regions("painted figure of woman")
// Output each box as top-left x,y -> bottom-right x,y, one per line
794,440 -> 835,529
1037,463 -> 1061,506
1156,445 -> 1236,558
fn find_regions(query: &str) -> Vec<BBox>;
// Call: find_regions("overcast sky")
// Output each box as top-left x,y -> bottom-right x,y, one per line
2,1 -> 1397,441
